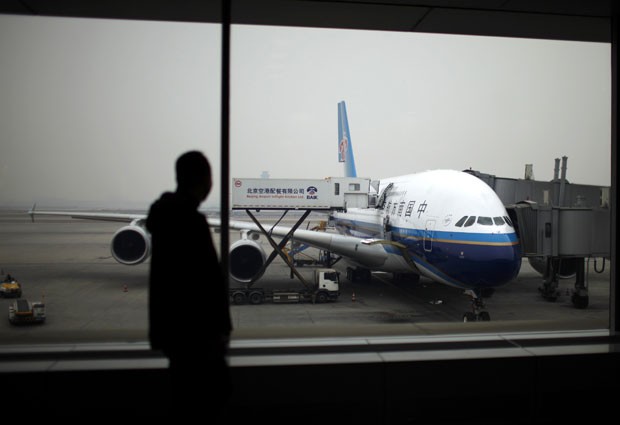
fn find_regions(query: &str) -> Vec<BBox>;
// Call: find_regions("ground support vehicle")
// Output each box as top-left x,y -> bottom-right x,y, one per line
230,268 -> 340,305
8,299 -> 46,325
0,279 -> 22,298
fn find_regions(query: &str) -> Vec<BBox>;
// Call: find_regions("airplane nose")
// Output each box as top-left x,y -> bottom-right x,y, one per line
481,243 -> 522,288
454,242 -> 521,290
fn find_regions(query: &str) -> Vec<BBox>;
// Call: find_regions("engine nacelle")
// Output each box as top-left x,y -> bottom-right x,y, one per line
229,239 -> 266,283
111,225 -> 151,265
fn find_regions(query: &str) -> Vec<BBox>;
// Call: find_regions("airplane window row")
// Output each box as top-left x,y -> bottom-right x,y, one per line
454,215 -> 514,227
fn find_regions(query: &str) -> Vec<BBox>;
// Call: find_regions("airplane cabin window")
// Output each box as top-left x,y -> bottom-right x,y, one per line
504,216 -> 514,227
493,216 -> 505,225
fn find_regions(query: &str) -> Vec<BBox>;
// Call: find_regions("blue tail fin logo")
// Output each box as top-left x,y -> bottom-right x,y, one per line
338,101 -> 357,178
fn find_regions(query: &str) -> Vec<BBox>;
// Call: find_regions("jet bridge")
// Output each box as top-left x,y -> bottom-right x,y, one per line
229,177 -> 371,287
468,157 -> 611,309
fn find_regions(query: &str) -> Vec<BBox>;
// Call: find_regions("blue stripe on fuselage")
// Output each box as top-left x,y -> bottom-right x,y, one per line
333,218 -> 521,289
391,231 -> 522,290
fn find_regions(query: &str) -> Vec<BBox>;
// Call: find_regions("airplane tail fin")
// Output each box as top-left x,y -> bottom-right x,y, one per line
338,101 -> 357,178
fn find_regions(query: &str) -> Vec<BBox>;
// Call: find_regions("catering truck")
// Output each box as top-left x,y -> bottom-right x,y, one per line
230,268 -> 340,305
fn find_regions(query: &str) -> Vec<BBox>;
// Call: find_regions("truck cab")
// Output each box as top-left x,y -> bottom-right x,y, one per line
314,268 -> 340,302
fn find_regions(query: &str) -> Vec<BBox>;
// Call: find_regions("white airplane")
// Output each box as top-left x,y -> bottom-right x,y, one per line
29,101 -> 522,321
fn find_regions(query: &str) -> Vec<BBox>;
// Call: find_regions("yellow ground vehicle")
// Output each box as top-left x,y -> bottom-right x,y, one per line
0,276 -> 22,298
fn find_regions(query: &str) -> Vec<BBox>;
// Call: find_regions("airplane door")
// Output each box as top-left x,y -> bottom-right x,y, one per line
424,220 -> 435,252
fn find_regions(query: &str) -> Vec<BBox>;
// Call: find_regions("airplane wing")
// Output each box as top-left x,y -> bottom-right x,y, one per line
28,207 -> 145,223
29,204 -> 214,224
27,207 -> 403,276
213,217 -> 394,270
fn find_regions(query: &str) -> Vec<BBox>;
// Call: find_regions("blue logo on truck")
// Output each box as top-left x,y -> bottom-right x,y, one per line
307,186 -> 318,200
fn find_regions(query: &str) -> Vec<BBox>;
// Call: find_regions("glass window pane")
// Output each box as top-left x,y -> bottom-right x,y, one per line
464,216 -> 477,227
1,17 -> 610,344
477,216 -> 493,225
0,15 -> 221,344
230,23 -> 610,337
455,216 -> 468,227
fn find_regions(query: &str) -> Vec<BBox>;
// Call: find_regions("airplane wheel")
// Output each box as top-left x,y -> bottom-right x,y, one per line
478,311 -> 491,321
463,312 -> 476,322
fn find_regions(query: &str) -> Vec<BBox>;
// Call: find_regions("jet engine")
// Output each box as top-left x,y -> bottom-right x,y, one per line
229,238 -> 266,283
111,224 -> 151,265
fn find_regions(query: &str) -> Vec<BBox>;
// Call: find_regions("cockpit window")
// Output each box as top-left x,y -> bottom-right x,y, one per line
464,216 -> 476,227
477,216 -> 493,225
457,215 -> 510,227
455,216 -> 468,227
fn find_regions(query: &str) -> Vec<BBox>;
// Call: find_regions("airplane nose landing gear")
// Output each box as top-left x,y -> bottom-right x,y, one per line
463,289 -> 491,322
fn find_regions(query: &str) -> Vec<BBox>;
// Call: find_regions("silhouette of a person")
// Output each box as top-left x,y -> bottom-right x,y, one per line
146,151 -> 232,418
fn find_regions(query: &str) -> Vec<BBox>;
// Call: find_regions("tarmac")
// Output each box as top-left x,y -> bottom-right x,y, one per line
0,211 -> 610,345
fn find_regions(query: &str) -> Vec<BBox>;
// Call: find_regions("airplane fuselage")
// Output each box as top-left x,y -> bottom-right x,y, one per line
331,169 -> 522,291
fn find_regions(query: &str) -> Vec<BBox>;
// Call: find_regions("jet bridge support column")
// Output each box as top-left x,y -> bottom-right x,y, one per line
539,257 -> 561,302
572,258 -> 589,309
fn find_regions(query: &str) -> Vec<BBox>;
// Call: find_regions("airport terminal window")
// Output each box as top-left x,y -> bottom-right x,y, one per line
0,15 -> 222,345
0,16 -> 611,346
228,24 -> 611,338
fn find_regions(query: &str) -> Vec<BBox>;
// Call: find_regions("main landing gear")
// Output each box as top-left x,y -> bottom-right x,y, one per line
462,289 -> 491,322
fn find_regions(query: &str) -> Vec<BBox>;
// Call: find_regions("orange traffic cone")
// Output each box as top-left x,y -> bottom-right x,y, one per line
352,292 -> 356,302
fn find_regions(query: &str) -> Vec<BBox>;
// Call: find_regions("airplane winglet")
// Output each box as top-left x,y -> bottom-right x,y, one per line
28,203 -> 36,223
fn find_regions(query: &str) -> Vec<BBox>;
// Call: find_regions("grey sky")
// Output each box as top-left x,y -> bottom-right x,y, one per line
0,15 -> 611,209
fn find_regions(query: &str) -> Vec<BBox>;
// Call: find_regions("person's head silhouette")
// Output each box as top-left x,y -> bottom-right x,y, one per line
175,151 -> 212,204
